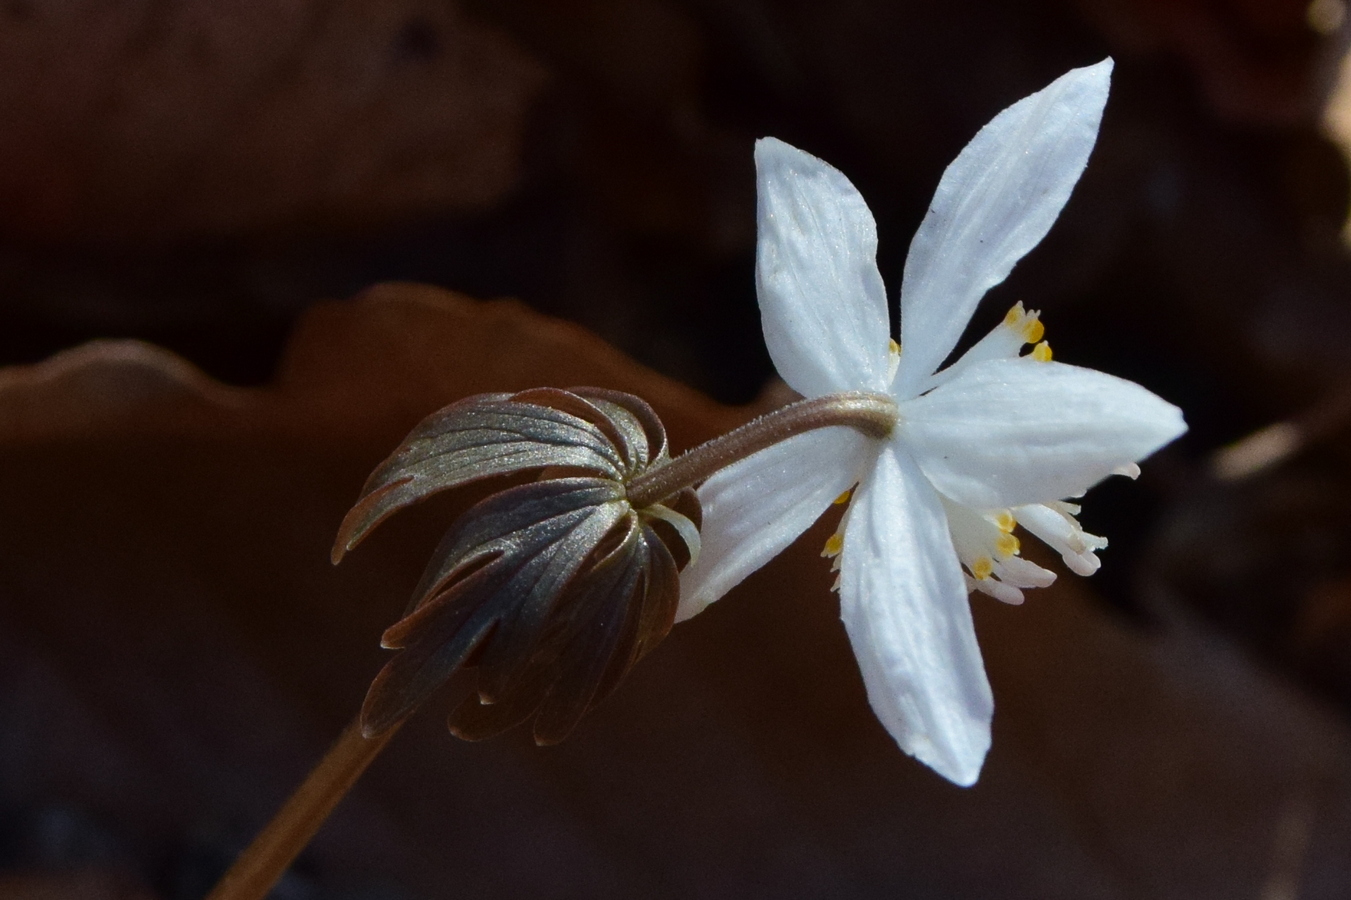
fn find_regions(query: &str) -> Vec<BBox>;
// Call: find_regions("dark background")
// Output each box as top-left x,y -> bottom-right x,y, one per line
2,0 -> 1351,897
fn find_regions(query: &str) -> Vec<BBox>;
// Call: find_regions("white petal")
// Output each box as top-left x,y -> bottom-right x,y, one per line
676,427 -> 874,622
838,442 -> 993,786
902,356 -> 1186,509
894,60 -> 1113,396
754,138 -> 893,398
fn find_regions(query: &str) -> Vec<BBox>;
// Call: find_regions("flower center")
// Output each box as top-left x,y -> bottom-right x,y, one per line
941,499 -> 1056,606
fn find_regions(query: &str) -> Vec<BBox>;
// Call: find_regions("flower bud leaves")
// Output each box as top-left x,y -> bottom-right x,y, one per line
333,387 -> 668,562
337,388 -> 697,745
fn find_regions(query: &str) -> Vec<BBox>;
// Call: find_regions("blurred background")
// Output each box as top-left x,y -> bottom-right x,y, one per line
2,0 -> 1351,897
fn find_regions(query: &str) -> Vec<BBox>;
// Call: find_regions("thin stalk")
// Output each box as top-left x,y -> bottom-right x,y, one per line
205,716 -> 401,900
208,389 -> 894,900
627,391 -> 896,509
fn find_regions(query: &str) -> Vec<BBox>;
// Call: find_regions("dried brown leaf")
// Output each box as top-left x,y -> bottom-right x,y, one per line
0,2 -> 546,240
1,284 -> 1350,897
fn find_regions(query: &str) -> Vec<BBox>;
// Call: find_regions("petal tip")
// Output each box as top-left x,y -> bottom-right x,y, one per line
1141,399 -> 1189,456
673,592 -> 711,624
906,732 -> 989,787
1062,58 -> 1113,97
1083,57 -> 1114,79
754,135 -> 811,171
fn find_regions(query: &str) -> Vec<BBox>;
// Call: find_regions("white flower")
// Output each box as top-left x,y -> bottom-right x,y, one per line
676,59 -> 1186,786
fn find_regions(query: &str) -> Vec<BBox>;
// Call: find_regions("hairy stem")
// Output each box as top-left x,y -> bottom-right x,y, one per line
205,716 -> 401,900
627,391 -> 896,508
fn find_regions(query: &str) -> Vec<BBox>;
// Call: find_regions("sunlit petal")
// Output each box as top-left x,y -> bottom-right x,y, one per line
677,427 -> 874,621
894,60 -> 1112,396
902,357 -> 1186,509
838,443 -> 993,786
755,138 -> 893,397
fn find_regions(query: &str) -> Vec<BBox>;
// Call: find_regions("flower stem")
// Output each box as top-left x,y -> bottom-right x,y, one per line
627,391 -> 896,508
205,716 -> 401,900
207,390 -> 894,899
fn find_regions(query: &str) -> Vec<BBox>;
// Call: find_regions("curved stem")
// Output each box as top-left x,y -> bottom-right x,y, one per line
627,391 -> 896,508
208,390 -> 895,900
205,716 -> 401,900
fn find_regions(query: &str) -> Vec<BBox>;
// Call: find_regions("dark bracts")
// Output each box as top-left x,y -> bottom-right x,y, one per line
334,388 -> 700,746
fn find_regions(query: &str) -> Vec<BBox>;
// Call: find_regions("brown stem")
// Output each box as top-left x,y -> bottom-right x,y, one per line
205,716 -> 401,900
626,391 -> 896,509
208,390 -> 895,900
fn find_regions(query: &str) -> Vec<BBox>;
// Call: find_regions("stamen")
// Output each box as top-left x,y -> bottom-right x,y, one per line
1014,501 -> 1108,577
995,532 -> 1020,558
994,555 -> 1056,589
886,339 -> 901,381
832,489 -> 852,505
972,557 -> 993,580
992,510 -> 1015,533
822,533 -> 844,558
974,577 -> 1025,605
1002,302 -> 1045,344
1031,341 -> 1052,362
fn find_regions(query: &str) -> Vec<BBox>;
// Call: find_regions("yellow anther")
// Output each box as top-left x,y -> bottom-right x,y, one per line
822,533 -> 844,558
992,510 -> 1016,533
1021,317 -> 1045,344
972,557 -> 993,580
996,532 -> 1020,558
833,489 -> 852,505
888,338 -> 901,355
1031,340 -> 1052,362
1003,303 -> 1025,327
